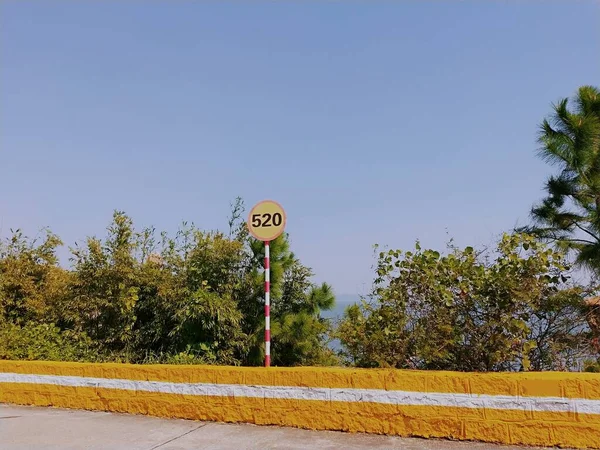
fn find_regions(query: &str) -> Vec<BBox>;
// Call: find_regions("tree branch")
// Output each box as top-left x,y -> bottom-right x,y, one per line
565,238 -> 597,245
573,222 -> 600,242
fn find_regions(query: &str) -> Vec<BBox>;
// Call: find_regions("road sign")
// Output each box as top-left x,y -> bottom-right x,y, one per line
247,200 -> 286,242
247,200 -> 286,368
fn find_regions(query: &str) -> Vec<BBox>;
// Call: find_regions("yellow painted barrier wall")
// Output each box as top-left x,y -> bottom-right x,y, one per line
0,361 -> 599,448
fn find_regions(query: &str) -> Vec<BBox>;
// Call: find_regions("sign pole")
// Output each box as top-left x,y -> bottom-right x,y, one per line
264,240 -> 271,367
246,199 -> 285,369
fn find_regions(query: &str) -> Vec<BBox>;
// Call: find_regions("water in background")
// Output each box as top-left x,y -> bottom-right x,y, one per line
321,294 -> 360,352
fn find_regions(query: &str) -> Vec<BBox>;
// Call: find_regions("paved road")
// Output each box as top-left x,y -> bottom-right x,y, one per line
1,404 -> 554,450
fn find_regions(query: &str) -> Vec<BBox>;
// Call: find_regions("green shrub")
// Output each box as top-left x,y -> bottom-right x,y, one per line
0,322 -> 97,362
584,358 -> 600,372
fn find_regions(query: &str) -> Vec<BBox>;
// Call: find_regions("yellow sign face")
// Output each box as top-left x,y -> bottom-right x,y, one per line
247,200 -> 286,242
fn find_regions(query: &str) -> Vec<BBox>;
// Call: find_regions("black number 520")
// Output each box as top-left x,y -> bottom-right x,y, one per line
252,213 -> 283,227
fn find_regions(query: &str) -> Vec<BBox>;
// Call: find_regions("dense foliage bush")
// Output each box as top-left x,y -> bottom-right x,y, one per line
0,200 -> 337,367
0,322 -> 97,362
337,234 -> 598,371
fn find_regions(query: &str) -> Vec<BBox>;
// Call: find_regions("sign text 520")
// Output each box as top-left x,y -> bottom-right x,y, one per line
252,212 -> 283,228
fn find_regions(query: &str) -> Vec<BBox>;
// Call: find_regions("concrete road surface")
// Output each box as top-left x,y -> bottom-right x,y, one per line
0,404 -> 556,450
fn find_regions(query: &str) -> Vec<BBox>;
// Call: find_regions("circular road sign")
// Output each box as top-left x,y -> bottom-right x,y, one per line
247,200 -> 286,242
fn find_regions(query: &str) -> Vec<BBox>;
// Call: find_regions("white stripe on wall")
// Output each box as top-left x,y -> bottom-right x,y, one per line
1,372 -> 599,415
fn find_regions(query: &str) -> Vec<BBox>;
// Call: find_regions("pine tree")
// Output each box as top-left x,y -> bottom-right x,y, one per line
522,86 -> 600,272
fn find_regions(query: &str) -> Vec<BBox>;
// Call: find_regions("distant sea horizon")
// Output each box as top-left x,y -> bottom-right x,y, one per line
320,294 -> 360,321
320,294 -> 361,353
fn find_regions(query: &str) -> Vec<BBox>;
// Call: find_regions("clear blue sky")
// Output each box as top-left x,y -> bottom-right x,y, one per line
2,2 -> 599,297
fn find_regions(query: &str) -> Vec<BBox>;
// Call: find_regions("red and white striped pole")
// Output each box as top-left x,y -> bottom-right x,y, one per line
264,240 -> 271,367
247,200 -> 285,368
